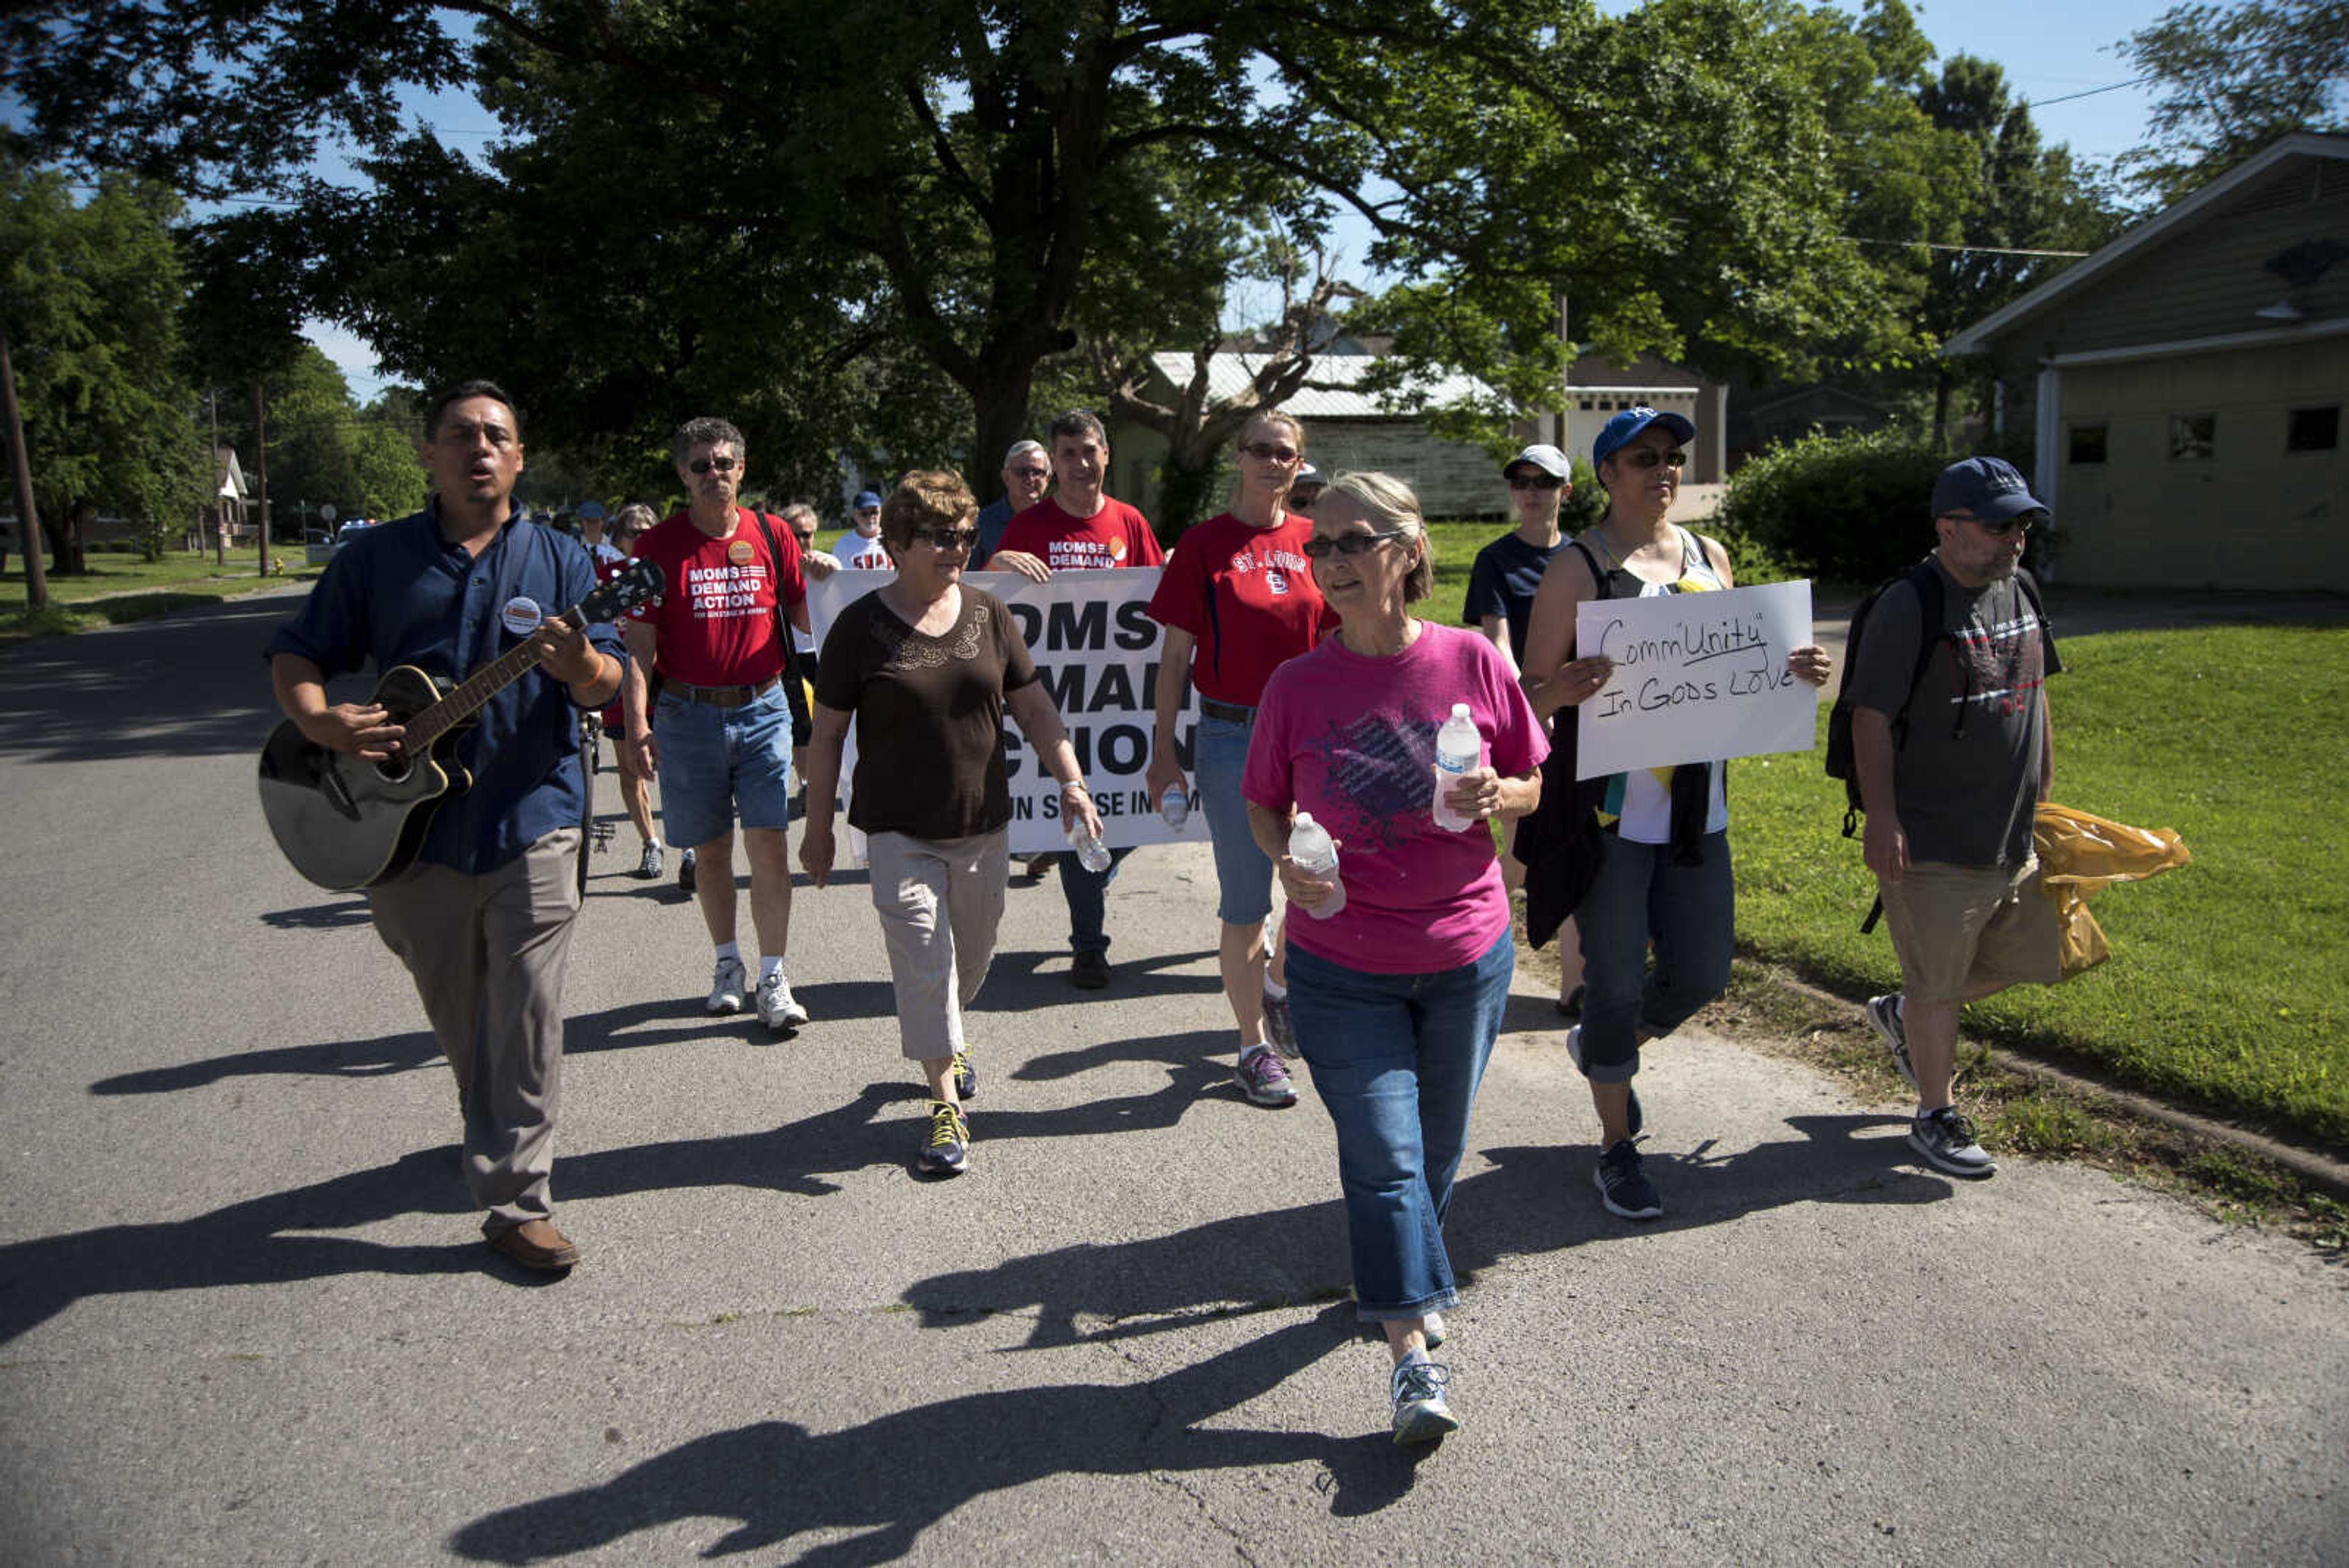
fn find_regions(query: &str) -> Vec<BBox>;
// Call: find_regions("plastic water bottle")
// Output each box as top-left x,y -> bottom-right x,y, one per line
1159,784 -> 1190,829
1288,811 -> 1346,919
1431,702 -> 1482,831
1066,809 -> 1113,872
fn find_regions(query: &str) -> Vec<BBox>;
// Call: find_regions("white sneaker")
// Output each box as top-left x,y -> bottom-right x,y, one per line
1423,1310 -> 1447,1350
706,955 -> 748,1014
756,969 -> 809,1031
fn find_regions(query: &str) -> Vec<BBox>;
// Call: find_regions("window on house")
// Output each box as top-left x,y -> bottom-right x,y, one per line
2068,424 -> 2108,465
2287,406 -> 2340,452
2169,413 -> 2216,461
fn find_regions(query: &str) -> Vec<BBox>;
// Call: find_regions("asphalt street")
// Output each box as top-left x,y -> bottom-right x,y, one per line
0,590 -> 2341,1566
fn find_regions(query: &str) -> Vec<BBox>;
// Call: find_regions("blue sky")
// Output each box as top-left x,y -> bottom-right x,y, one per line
306,0 -> 2180,399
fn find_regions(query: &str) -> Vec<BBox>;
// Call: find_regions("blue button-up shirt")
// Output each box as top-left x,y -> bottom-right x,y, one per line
266,503 -> 626,875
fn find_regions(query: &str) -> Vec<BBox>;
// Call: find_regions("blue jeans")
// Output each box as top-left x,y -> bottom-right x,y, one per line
1057,845 -> 1132,955
1286,930 -> 1515,1320
1574,828 -> 1734,1083
651,682 -> 794,851
1194,712 -> 1275,926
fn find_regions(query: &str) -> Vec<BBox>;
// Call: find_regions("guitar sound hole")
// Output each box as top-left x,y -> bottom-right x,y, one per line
374,756 -> 413,786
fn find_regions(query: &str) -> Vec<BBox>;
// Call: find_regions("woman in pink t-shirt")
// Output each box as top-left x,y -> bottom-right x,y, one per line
1242,471 -> 1546,1444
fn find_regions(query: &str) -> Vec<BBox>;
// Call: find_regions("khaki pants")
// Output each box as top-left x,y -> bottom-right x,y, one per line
369,829 -> 582,1234
866,829 -> 1009,1061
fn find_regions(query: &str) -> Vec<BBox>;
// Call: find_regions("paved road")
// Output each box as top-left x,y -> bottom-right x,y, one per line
1,595 -> 2342,1566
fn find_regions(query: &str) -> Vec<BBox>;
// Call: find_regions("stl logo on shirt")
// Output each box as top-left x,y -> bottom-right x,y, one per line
1266,569 -> 1291,596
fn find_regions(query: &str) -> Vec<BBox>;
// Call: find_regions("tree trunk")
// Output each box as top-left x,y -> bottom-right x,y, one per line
969,365 -> 1039,510
1931,365 -> 1954,450
0,319 -> 48,611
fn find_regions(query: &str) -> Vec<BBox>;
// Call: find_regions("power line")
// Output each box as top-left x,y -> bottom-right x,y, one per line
2022,76 -> 2157,109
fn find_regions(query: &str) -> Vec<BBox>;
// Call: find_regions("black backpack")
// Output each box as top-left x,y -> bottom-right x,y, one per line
1824,556 -> 2046,927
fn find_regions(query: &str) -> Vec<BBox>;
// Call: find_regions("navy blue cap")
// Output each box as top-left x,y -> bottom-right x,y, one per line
1592,406 -> 1698,467
853,490 -> 884,511
1931,456 -> 2047,522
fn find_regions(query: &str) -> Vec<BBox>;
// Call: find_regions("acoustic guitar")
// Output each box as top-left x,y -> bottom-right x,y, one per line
258,557 -> 662,890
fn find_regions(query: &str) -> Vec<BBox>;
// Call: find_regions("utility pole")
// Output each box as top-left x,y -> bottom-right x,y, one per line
0,316 -> 49,611
251,380 -> 270,578
208,388 -> 225,568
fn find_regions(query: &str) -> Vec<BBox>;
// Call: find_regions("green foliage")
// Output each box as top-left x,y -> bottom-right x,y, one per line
1714,426 -> 1953,582
1,151 -> 209,578
1731,623 -> 2349,1147
2115,0 -> 2349,206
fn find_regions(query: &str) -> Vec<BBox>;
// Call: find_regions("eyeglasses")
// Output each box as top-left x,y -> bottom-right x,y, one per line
1507,473 -> 1565,491
1288,493 -> 1317,512
790,530 -> 816,545
1302,529 -> 1407,560
910,527 -> 979,549
1956,512 -> 2035,537
686,454 -> 739,474
1617,447 -> 1686,470
1008,466 -> 1049,482
1241,441 -> 1301,463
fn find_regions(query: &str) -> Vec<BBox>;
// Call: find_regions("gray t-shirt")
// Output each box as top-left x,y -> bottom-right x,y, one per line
1848,559 -> 2058,868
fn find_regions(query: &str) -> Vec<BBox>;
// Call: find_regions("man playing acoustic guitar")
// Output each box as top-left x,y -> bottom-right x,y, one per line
265,381 -> 624,1273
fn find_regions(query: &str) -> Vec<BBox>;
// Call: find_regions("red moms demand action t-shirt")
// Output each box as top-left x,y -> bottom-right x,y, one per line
1146,510 -> 1335,707
996,496 -> 1164,572
630,508 -> 806,688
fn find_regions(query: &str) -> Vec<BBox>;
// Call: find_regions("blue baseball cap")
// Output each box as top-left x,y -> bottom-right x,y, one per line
1931,456 -> 2048,522
853,490 -> 884,511
1592,406 -> 1698,467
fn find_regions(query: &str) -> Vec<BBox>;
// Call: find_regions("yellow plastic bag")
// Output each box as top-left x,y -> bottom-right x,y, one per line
2033,803 -> 2192,979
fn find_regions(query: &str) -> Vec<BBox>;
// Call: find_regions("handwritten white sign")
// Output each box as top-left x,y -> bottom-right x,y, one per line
1574,579 -> 1817,779
806,568 -> 1204,856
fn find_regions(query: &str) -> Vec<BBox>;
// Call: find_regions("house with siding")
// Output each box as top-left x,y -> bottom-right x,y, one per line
1111,352 -> 1516,519
1946,133 -> 2348,590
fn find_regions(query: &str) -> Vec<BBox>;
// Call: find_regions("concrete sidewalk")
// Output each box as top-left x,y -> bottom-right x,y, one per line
0,597 -> 2342,1565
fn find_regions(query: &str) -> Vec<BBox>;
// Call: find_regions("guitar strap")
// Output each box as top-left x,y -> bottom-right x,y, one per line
469,510 -> 538,677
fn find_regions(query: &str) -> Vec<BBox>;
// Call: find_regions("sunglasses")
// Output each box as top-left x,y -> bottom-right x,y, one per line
1241,441 -> 1300,463
1008,467 -> 1049,481
686,455 -> 739,474
1302,528 -> 1407,560
910,526 -> 979,549
1617,447 -> 1687,470
1507,473 -> 1565,491
1958,512 -> 2034,537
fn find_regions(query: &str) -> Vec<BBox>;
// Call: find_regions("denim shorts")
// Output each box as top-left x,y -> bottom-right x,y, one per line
651,681 -> 794,851
1195,711 -> 1274,926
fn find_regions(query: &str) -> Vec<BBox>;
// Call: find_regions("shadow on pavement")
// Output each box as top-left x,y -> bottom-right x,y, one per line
258,896 -> 374,931
902,1120 -> 1951,1352
0,595 -> 294,763
89,1027 -> 442,1096
448,1305 -> 1429,1565
0,1147 -> 482,1343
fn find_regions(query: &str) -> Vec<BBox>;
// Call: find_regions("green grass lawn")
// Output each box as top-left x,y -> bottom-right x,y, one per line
1,551 -> 319,640
1732,623 -> 2348,1149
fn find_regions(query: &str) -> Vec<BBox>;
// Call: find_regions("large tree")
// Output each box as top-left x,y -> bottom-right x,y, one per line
0,149 -> 208,573
5,0 -> 1877,507
2117,0 -> 2349,206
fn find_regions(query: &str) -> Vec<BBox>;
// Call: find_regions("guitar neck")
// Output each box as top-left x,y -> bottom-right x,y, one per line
404,610 -> 582,749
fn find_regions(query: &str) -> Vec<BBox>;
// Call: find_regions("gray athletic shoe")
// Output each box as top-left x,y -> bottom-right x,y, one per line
1867,993 -> 1917,1091
636,840 -> 664,880
706,954 -> 748,1015
1260,987 -> 1300,1059
1389,1355 -> 1460,1444
1909,1106 -> 1997,1178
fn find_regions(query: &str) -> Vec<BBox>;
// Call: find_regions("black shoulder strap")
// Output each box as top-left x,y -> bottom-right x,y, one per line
750,511 -> 804,685
1888,556 -> 1945,746
1568,537 -> 1609,602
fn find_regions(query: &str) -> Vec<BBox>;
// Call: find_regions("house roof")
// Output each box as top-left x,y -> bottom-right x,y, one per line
1146,352 -> 1499,420
1946,132 -> 2349,355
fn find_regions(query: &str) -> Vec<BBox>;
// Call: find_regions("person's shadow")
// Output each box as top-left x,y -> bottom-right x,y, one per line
448,1304 -> 1431,1566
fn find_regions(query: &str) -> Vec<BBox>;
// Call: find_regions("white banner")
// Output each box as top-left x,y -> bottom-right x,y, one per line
1574,578 -> 1817,779
806,567 -> 1207,856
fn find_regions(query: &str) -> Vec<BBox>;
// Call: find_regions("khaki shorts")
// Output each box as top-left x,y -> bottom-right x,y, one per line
1880,858 -> 2063,1004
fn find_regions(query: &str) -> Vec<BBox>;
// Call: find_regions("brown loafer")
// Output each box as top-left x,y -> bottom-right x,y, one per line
486,1219 -> 581,1271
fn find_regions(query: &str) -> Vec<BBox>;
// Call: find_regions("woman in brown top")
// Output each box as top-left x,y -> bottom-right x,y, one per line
801,470 -> 1101,1179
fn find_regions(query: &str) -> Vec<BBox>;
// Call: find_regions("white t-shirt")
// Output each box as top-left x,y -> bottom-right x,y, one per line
839,533 -> 894,571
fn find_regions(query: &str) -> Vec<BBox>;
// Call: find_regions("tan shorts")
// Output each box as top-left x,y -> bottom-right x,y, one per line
1880,858 -> 2063,1004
